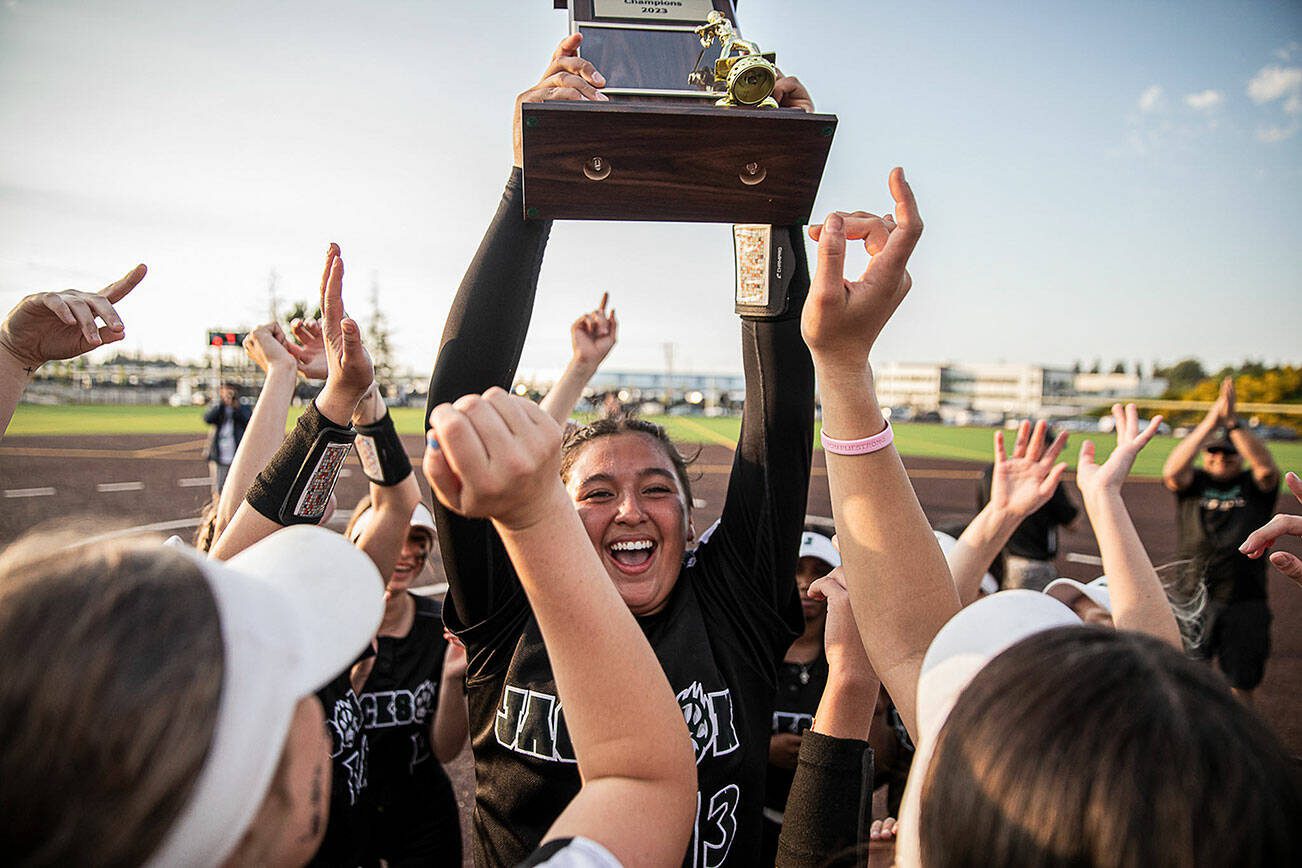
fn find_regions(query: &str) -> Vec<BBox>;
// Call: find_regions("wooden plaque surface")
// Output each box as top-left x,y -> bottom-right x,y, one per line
521,101 -> 836,224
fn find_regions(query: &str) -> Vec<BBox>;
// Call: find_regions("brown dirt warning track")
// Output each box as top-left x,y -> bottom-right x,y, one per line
4,433 -> 1301,856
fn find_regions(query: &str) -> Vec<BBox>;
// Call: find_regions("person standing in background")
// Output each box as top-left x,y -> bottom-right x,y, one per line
1163,377 -> 1279,704
203,382 -> 251,495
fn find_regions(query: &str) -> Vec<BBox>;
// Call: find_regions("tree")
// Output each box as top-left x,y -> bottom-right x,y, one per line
1111,361 -> 1127,375
1155,358 -> 1206,395
284,300 -> 322,323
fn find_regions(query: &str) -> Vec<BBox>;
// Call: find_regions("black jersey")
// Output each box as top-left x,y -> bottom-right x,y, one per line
310,671 -> 372,867
426,170 -> 814,867
765,653 -> 829,817
357,593 -> 461,864
1176,469 -> 1278,601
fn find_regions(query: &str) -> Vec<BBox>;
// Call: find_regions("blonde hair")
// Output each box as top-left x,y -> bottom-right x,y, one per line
0,528 -> 223,866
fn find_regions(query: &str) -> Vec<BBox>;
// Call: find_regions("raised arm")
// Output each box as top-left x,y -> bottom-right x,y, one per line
0,265 -> 146,437
1229,424 -> 1280,493
538,293 -> 618,425
1162,377 -> 1230,491
431,635 -> 470,763
700,76 -> 818,613
346,383 -> 422,579
1076,404 -> 1182,647
423,388 -> 695,863
425,35 -> 607,631
776,566 -> 879,866
211,244 -> 373,560
210,324 -> 299,538
947,421 -> 1068,604
800,169 -> 953,741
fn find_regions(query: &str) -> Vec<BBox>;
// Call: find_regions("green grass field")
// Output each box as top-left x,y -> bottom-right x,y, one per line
9,404 -> 1302,480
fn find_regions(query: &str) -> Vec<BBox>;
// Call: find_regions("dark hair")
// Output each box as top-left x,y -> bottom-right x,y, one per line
0,532 -> 223,866
920,627 -> 1301,867
194,497 -> 219,553
560,417 -> 696,507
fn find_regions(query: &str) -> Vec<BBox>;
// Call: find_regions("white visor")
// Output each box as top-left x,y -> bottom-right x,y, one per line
1044,575 -> 1112,612
147,525 -> 384,867
348,501 -> 437,544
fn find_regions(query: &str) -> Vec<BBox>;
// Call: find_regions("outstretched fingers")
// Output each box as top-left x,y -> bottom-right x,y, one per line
871,167 -> 922,274
1133,413 -> 1164,451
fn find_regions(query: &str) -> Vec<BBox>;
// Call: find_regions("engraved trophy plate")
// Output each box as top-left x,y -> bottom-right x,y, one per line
523,0 -> 838,223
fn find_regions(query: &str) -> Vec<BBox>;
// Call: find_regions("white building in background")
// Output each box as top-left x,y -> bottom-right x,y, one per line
874,362 -> 1167,422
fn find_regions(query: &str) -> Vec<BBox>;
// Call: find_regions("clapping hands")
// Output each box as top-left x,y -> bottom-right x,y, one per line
308,244 -> 374,424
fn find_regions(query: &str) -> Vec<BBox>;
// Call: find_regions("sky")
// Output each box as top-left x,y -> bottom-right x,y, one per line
2,0 -> 1300,379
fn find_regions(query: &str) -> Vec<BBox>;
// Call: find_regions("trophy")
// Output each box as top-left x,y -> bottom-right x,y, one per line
521,1 -> 837,224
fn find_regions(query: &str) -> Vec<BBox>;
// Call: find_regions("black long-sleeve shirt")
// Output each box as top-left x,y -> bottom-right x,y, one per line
425,170 -> 815,866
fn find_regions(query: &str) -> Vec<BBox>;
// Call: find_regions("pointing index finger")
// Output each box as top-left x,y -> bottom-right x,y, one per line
100,264 -> 148,304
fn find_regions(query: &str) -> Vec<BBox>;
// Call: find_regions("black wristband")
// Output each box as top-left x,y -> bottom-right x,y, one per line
1225,418 -> 1241,432
355,409 -> 412,486
246,403 -> 356,525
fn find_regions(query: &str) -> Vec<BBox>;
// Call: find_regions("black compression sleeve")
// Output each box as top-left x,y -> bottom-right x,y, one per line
425,169 -> 552,631
775,731 -> 874,868
708,225 -> 814,628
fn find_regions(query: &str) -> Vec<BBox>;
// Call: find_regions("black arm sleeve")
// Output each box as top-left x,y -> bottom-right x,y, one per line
425,169 -> 551,634
775,730 -> 874,868
695,228 -> 814,633
203,403 -> 222,425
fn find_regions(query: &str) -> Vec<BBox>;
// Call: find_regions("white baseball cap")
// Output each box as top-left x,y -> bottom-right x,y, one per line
932,530 -> 999,596
798,530 -> 841,569
897,591 -> 1083,868
148,525 -> 384,867
1044,576 -> 1112,612
348,501 -> 437,545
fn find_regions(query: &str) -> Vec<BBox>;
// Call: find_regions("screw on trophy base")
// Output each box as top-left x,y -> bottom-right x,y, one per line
522,0 -> 837,224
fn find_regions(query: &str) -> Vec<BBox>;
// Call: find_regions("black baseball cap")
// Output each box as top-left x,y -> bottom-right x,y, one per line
1205,434 -> 1238,456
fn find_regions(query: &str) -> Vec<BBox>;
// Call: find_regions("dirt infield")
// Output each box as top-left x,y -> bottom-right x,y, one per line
4,434 -> 1300,763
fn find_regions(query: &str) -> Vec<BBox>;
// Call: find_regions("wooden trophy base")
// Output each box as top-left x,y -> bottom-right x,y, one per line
520,101 -> 837,224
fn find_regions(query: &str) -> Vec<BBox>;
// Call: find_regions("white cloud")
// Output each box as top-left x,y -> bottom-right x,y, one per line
1137,84 -> 1164,112
1183,89 -> 1223,111
1276,42 -> 1301,62
1247,65 -> 1302,104
1256,124 -> 1298,143
1286,93 -> 1302,115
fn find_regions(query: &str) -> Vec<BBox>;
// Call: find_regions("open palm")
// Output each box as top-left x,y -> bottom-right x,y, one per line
989,419 -> 1069,518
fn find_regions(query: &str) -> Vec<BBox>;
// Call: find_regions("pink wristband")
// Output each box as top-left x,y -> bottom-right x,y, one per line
820,421 -> 893,456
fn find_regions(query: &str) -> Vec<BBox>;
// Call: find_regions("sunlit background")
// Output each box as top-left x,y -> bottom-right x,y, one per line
2,0 -> 1299,378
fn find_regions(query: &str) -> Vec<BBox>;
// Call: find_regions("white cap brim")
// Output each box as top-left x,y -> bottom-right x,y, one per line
148,525 -> 384,867
1044,576 -> 1112,612
798,531 -> 841,568
898,591 -> 1082,868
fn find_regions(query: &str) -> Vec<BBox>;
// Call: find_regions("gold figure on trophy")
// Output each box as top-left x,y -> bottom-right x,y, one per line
692,10 -> 779,108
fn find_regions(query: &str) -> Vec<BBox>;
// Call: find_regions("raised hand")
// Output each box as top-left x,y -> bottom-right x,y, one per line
808,566 -> 876,687
513,33 -> 608,167
989,420 -> 1070,519
772,75 -> 814,112
1076,404 -> 1163,501
0,264 -> 147,371
286,318 -> 328,380
242,322 -> 295,374
423,387 -> 567,531
1240,471 -> 1302,585
312,244 -> 374,424
571,292 -> 618,368
800,168 -> 923,372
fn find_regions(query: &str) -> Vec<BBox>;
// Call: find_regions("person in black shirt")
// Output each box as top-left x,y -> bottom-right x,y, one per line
423,34 -> 815,866
976,428 -> 1078,591
1162,377 -> 1279,702
345,498 -> 468,868
762,529 -> 838,863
